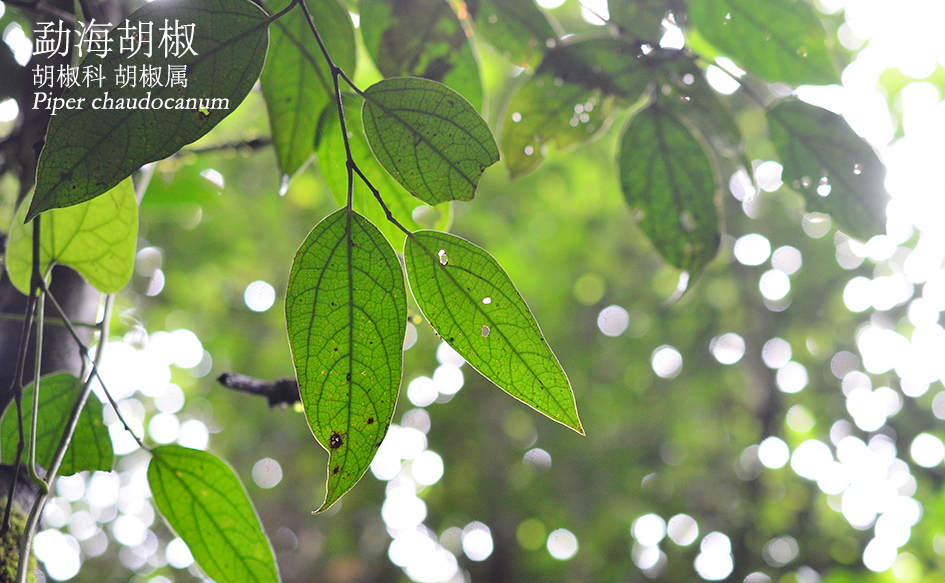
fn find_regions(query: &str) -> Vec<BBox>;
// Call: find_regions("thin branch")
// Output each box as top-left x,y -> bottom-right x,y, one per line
216,372 -> 300,407
1,219 -> 41,536
350,165 -> 413,236
38,280 -> 148,452
16,294 -> 115,583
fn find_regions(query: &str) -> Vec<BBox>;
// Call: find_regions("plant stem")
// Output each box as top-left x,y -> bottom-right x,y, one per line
297,0 -> 413,233
15,294 -> 115,583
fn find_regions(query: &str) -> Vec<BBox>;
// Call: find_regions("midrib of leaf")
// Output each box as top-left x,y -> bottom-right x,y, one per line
409,235 -> 579,428
363,91 -> 485,192
652,107 -> 691,220
153,455 -> 266,577
34,2 -> 271,207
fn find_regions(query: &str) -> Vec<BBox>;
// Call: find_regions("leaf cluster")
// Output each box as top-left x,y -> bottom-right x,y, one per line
0,0 -> 894,580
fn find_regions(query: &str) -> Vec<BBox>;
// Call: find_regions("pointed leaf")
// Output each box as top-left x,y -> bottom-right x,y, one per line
7,178 -> 137,294
27,0 -> 269,220
465,0 -> 557,69
404,231 -> 583,434
360,0 -> 483,110
316,95 -> 451,250
261,0 -> 355,178
688,0 -> 839,86
618,105 -> 721,273
501,38 -> 648,177
285,208 -> 407,511
0,373 -> 112,476
362,77 -> 499,205
767,99 -> 889,241
148,445 -> 279,583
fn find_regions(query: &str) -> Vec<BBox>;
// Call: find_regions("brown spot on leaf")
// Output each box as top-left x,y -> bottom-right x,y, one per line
329,432 -> 343,449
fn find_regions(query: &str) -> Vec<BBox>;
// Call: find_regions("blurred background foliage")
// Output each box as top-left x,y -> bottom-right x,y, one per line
3,0 -> 945,582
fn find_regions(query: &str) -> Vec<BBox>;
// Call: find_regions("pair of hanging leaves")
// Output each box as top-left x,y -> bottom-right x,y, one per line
287,77 -> 582,511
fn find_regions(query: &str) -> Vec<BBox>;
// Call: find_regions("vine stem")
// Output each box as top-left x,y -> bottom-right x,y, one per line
1,217 -> 41,537
295,0 -> 412,234
15,294 -> 115,583
38,281 -> 148,452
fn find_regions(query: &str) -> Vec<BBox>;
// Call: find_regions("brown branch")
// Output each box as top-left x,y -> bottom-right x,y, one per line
216,372 -> 299,408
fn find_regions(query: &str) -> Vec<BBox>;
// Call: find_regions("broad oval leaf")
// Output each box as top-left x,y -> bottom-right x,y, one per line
148,445 -> 279,583
767,99 -> 889,241
0,373 -> 112,476
465,0 -> 557,69
688,0 -> 839,86
501,38 -> 648,177
404,231 -> 583,434
285,208 -> 407,511
7,178 -> 137,294
360,0 -> 483,111
316,94 -> 451,250
618,105 -> 721,274
27,0 -> 269,221
362,77 -> 499,205
261,0 -> 355,179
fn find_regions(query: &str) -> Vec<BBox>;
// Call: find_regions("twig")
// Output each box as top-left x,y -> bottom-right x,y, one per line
216,372 -> 300,407
37,280 -> 148,452
16,294 -> 115,583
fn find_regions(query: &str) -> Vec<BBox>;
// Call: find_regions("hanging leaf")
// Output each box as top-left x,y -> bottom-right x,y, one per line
315,94 -> 451,250
27,0 -> 269,221
148,445 -> 279,583
7,178 -> 137,294
767,99 -> 888,242
360,0 -> 483,111
618,105 -> 721,274
285,208 -> 406,511
362,77 -> 499,206
465,0 -> 557,69
653,52 -> 751,174
688,0 -> 839,87
261,0 -> 355,179
404,231 -> 583,434
501,38 -> 648,177
0,373 -> 112,476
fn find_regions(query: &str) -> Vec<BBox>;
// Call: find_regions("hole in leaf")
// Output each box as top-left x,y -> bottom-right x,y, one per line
481,325 -> 491,338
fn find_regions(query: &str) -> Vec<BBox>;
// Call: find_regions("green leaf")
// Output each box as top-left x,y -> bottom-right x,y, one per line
766,99 -> 889,241
653,52 -> 750,173
27,0 -> 269,221
0,373 -> 112,476
500,38 -> 648,177
609,0 -> 671,42
261,0 -> 355,179
362,77 -> 499,205
465,0 -> 557,69
7,178 -> 138,294
404,231 -> 583,434
148,445 -> 279,583
688,0 -> 839,86
360,0 -> 483,111
285,208 -> 407,511
618,105 -> 721,273
316,94 -> 451,250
